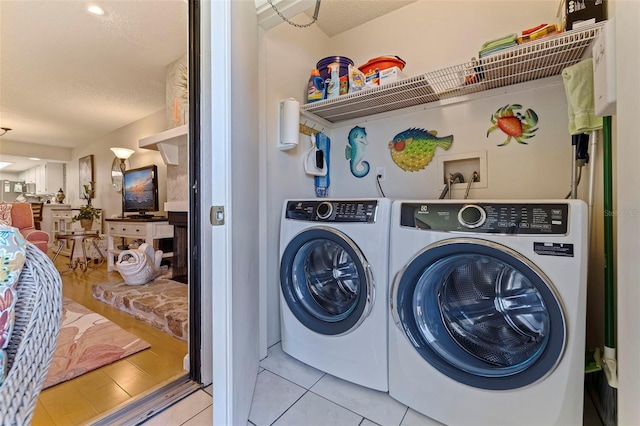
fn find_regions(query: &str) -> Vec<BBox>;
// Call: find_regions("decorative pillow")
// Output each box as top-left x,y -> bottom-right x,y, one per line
0,203 -> 12,226
0,225 -> 27,386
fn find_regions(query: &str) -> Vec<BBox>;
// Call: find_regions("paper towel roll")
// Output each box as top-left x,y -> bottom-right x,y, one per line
279,98 -> 300,151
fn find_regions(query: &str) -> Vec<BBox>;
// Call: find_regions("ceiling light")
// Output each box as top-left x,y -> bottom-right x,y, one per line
87,4 -> 105,15
0,162 -> 13,170
29,157 -> 41,161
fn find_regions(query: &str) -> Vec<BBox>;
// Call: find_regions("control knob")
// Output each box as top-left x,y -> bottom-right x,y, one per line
316,202 -> 333,220
458,204 -> 486,228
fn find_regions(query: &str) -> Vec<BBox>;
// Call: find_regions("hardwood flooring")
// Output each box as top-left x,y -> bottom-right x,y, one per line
32,255 -> 188,426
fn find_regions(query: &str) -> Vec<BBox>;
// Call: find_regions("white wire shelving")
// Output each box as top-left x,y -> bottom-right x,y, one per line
301,22 -> 605,125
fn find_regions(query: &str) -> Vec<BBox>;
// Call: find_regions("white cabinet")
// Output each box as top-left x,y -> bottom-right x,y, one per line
41,203 -> 71,246
106,219 -> 174,271
18,162 -> 65,194
41,163 -> 64,193
52,207 -> 103,256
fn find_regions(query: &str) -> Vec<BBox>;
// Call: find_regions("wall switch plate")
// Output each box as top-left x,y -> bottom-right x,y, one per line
376,166 -> 386,182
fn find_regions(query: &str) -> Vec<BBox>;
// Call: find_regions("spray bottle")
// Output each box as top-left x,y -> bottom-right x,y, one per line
325,62 -> 340,100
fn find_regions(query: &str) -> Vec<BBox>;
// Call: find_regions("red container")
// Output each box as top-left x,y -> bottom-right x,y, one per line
358,56 -> 406,74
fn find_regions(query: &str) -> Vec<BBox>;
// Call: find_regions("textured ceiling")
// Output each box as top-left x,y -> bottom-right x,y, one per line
0,1 -> 188,157
304,0 -> 416,37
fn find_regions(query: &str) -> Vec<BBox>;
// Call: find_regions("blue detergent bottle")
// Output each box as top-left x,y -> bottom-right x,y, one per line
307,68 -> 325,103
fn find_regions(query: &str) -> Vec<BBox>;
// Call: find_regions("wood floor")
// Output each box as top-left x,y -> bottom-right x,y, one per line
32,255 -> 188,426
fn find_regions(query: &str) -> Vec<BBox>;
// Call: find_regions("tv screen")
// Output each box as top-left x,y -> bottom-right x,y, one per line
122,165 -> 159,218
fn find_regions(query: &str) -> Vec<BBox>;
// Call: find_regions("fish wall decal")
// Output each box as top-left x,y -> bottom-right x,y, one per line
388,128 -> 453,172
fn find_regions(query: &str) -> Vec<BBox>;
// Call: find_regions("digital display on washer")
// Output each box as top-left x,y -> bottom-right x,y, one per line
400,202 -> 569,234
285,200 -> 379,223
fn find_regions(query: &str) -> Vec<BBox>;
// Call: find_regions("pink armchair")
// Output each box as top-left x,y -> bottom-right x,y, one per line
2,202 -> 50,253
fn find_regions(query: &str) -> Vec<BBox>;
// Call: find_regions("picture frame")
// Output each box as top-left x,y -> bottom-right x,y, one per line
79,155 -> 94,198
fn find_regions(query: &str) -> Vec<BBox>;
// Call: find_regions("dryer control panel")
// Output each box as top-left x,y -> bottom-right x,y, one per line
285,200 -> 379,223
400,202 -> 570,234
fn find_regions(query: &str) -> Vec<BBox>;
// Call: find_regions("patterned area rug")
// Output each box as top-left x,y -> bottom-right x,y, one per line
43,298 -> 151,389
91,276 -> 188,341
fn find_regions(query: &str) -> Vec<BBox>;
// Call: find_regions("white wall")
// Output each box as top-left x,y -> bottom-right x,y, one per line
262,0 -> 568,347
327,81 -> 572,200
262,17 -> 332,347
68,110 -> 167,228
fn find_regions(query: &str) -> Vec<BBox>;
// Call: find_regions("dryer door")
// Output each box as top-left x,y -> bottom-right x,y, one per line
392,238 -> 566,390
280,226 -> 374,336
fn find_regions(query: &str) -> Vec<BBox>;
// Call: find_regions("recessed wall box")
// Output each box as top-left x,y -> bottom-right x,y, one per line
436,151 -> 488,195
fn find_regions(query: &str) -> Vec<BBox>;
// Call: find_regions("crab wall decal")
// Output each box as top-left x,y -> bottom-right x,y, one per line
487,104 -> 538,146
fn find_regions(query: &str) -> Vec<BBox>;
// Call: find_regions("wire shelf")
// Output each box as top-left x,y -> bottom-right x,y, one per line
301,22 -> 605,124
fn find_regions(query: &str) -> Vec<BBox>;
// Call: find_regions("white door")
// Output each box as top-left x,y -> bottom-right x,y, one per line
203,1 -> 260,424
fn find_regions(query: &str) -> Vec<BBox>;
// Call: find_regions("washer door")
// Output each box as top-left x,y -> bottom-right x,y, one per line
392,239 -> 566,390
280,227 -> 374,336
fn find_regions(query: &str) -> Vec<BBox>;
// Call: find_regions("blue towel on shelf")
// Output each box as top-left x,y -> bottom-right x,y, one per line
562,58 -> 603,135
314,133 -> 330,197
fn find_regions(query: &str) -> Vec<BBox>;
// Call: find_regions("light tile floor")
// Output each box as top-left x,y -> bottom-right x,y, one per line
143,342 -> 604,426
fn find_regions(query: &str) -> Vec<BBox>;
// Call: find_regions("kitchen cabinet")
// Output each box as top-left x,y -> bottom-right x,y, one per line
18,162 -> 65,194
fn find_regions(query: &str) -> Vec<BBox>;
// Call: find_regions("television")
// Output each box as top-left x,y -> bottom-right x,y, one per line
122,165 -> 159,219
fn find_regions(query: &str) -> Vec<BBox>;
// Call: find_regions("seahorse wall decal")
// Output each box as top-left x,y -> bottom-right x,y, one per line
345,126 -> 370,178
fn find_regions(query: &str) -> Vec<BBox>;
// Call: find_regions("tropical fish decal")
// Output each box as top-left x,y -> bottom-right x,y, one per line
388,128 -> 453,172
487,104 -> 538,146
345,126 -> 370,178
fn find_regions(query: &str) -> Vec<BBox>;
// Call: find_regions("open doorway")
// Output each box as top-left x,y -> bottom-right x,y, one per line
26,2 -> 205,424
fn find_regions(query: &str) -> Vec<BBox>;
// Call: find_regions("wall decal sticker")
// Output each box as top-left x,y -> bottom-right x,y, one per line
345,126 -> 370,178
487,104 -> 539,146
388,128 -> 453,172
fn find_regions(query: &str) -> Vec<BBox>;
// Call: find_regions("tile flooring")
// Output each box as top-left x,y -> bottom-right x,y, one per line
143,341 -> 604,426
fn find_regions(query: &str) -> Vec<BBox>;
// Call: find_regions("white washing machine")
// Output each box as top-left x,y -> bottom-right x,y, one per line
279,198 -> 391,391
388,199 -> 588,425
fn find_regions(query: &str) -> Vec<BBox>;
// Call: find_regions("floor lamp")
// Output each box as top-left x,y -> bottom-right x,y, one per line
110,147 -> 134,219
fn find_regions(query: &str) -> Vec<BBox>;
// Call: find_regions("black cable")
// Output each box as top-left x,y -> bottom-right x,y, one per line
376,174 -> 386,197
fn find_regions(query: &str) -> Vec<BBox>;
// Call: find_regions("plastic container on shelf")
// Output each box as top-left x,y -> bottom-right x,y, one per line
316,56 -> 354,81
358,55 -> 406,74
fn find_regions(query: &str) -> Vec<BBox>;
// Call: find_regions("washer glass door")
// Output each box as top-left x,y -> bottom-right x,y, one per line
281,227 -> 373,336
393,239 -> 566,390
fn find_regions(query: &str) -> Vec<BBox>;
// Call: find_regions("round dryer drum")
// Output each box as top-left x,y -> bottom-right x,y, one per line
280,226 -> 373,336
392,238 -> 566,390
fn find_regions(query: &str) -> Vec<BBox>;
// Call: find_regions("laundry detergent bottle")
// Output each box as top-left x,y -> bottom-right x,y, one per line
307,68 -> 325,103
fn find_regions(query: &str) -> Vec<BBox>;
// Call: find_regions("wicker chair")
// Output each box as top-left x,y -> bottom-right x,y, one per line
0,242 -> 62,425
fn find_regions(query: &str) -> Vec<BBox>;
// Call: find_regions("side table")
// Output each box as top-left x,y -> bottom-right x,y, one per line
51,230 -> 105,273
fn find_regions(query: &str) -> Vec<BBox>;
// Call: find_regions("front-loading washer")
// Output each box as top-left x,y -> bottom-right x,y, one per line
279,198 -> 391,391
388,199 -> 588,425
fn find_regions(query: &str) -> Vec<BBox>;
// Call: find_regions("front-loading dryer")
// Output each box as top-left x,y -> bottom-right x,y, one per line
279,198 -> 391,391
388,199 -> 588,425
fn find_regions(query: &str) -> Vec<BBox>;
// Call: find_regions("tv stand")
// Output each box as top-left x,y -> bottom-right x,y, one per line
124,215 -> 167,221
130,214 -> 154,220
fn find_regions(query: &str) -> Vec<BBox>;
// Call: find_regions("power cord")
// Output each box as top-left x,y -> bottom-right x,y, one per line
376,173 -> 386,197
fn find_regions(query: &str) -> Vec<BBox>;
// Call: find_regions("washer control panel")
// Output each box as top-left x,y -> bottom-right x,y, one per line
400,202 -> 570,234
286,200 -> 379,223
